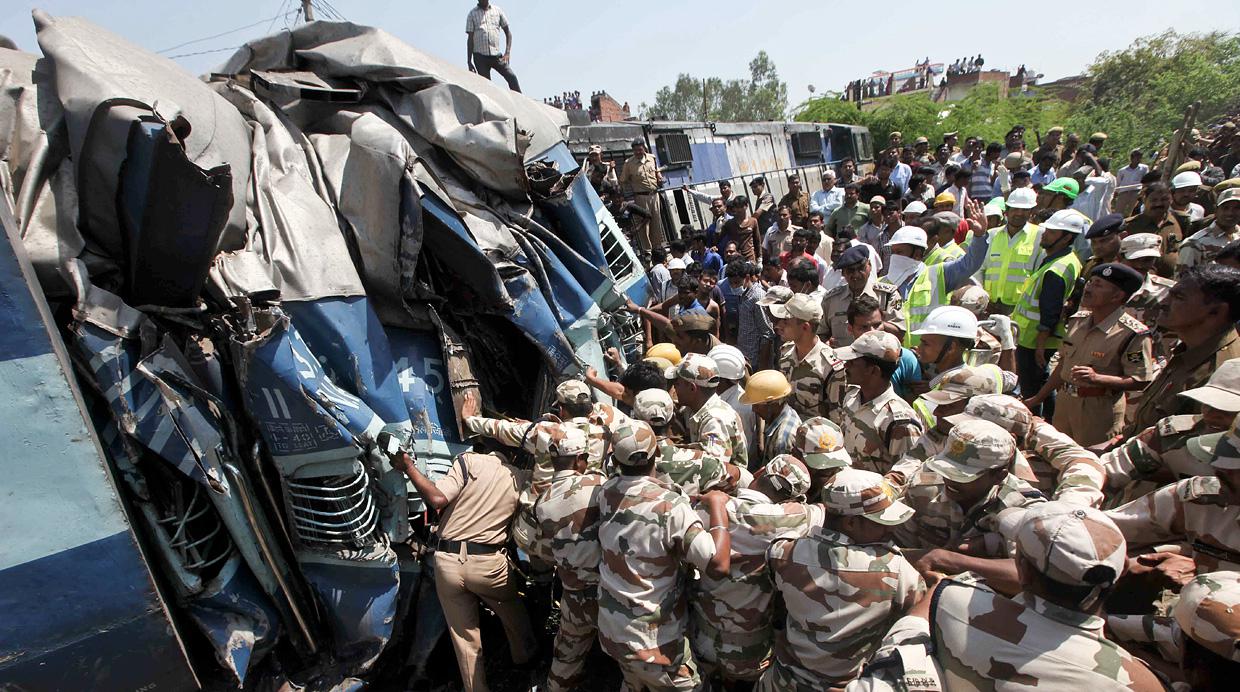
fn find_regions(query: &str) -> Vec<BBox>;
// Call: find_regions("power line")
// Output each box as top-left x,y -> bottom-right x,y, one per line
267,0 -> 292,34
165,45 -> 243,60
156,9 -> 298,54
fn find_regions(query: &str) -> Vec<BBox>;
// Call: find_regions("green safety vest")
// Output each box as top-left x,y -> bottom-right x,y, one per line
924,241 -> 966,266
1012,252 -> 1082,350
983,224 -> 1042,306
902,263 -> 949,348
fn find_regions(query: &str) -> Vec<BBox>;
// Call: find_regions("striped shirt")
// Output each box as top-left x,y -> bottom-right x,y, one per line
466,5 -> 509,57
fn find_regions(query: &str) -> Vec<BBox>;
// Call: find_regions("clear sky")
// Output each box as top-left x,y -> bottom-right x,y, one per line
3,1 -> 1238,115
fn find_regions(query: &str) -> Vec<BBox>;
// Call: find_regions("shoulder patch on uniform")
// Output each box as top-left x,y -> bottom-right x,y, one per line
874,280 -> 898,292
1150,275 -> 1176,287
1119,312 -> 1148,332
1159,414 -> 1201,436
1178,476 -> 1224,505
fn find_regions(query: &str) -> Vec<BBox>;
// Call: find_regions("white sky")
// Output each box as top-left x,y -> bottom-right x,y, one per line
3,1 -> 1237,114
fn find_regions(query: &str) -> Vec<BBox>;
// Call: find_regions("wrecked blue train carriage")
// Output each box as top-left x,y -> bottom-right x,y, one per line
0,11 -> 649,689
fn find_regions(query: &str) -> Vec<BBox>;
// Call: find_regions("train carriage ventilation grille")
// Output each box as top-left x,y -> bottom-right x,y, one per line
656,134 -> 693,167
791,132 -> 824,161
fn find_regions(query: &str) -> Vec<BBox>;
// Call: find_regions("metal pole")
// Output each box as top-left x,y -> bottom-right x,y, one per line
301,0 -> 315,22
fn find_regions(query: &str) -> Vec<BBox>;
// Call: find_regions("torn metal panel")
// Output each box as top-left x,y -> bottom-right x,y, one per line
33,11 -> 252,252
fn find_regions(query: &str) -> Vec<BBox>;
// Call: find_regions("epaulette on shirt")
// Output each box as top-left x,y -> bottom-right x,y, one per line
1157,414 -> 1202,438
1149,274 -> 1176,288
1178,475 -> 1224,505
1118,312 -> 1149,333
823,284 -> 850,299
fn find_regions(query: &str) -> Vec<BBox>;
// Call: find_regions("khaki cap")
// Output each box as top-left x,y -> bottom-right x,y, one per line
926,418 -> 1016,482
945,393 -> 1034,439
834,330 -> 902,363
632,388 -> 675,426
821,468 -> 915,525
796,416 -> 852,469
914,136 -> 929,145
1219,187 -> 1240,207
612,420 -> 659,466
675,353 -> 720,386
1180,358 -> 1240,413
1004,502 -> 1126,587
556,380 -> 593,406
768,293 -> 823,323
674,311 -> 716,333
1090,132 -> 1109,141
764,454 -> 811,501
921,365 -> 1002,405
1120,233 -> 1163,260
1174,571 -> 1240,663
1208,412 -> 1240,471
758,285 -> 794,305
534,423 -> 589,457
1047,126 -> 1065,134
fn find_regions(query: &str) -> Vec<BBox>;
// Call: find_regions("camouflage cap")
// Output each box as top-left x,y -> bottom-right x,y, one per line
1007,502 -> 1127,587
768,293 -> 823,323
1188,432 -> 1225,465
533,423 -> 589,458
945,393 -> 1033,440
1174,571 -> 1240,663
926,418 -> 1016,482
796,416 -> 852,469
675,353 -> 720,386
764,454 -> 811,501
921,365 -> 1003,405
555,379 -> 593,406
950,284 -> 990,316
821,468 -> 914,525
1120,233 -> 1162,260
1180,358 -> 1240,413
758,285 -> 794,306
632,388 -> 675,426
1208,412 -> 1240,471
834,330 -> 902,363
611,420 -> 660,466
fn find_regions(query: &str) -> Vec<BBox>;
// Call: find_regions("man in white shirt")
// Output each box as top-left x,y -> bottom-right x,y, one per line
466,1 -> 520,92
1071,164 -> 1117,222
1114,148 -> 1149,216
810,170 -> 845,218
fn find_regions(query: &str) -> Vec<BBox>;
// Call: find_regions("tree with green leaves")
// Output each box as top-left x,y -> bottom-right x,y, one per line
642,51 -> 788,121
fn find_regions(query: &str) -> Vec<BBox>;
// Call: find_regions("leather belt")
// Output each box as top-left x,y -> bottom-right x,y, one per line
1062,383 -> 1109,397
437,539 -> 505,555
633,191 -> 656,196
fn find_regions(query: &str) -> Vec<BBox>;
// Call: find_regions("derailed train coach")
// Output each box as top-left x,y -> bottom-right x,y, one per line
0,11 -> 647,690
566,119 -> 875,240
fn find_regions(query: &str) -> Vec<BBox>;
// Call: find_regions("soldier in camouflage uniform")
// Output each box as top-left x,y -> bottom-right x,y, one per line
759,468 -> 925,691
1174,570 -> 1240,689
833,331 -> 924,475
527,425 -> 605,691
1107,411 -> 1240,575
597,420 -> 733,691
772,294 -> 849,423
794,416 -> 854,499
895,365 -> 1005,487
632,388 -> 738,497
893,419 -> 1046,563
1119,232 -> 1176,333
1102,358 -> 1240,507
674,353 -> 750,468
690,455 -> 827,684
849,502 -> 1164,691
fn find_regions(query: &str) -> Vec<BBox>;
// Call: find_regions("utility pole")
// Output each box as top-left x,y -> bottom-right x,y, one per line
302,0 -> 315,22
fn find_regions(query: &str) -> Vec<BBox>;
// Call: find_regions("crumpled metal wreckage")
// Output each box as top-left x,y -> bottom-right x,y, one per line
0,11 -> 647,690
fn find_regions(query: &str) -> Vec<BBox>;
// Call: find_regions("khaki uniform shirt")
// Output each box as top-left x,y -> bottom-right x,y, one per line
1179,221 -> 1240,269
778,339 -> 848,423
620,151 -> 660,194
778,190 -> 811,226
1052,307 -> 1156,446
818,279 -> 906,346
1107,476 -> 1240,573
437,452 -> 529,544
1125,327 -> 1240,435
840,385 -> 923,475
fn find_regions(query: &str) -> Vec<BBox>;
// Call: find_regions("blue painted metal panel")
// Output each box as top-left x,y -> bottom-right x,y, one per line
386,328 -> 469,468
300,555 -> 400,671
532,143 -> 611,273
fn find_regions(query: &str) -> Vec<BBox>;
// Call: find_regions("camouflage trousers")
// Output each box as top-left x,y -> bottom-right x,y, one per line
689,616 -> 771,681
755,656 -> 848,692
615,637 -> 702,692
545,587 -> 598,692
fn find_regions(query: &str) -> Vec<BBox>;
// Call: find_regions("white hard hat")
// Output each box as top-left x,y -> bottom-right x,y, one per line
707,344 -> 747,381
885,227 -> 928,249
1171,171 -> 1203,190
1042,209 -> 1090,235
913,305 -> 978,339
904,200 -> 928,215
1006,187 -> 1037,209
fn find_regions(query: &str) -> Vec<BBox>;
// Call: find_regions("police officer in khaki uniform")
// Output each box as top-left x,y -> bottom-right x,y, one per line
385,440 -> 536,692
1026,263 -> 1156,446
819,245 -> 905,347
620,137 -> 666,255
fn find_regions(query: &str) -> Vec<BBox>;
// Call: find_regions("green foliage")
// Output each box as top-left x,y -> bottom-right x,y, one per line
793,30 -> 1238,159
642,51 -> 788,121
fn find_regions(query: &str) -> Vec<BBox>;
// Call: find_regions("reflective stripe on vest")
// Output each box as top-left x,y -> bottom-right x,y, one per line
902,264 -> 949,348
925,242 -> 966,266
1012,252 -> 1083,350
983,224 -> 1042,306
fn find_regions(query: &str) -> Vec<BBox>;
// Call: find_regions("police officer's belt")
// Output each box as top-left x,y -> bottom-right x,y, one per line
438,539 -> 506,555
1062,383 -> 1109,397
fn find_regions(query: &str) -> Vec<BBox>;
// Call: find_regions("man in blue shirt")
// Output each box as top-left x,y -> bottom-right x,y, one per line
690,232 -> 724,278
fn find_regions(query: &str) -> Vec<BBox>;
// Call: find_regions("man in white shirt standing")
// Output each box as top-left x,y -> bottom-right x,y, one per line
466,1 -> 521,92
811,170 -> 845,218
1114,148 -> 1149,216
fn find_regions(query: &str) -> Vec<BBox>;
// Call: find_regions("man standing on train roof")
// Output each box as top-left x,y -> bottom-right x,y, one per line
465,1 -> 521,92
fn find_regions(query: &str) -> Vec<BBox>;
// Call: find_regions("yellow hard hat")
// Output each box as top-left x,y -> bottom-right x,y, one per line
934,191 -> 957,207
739,370 -> 793,405
645,342 -> 682,365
